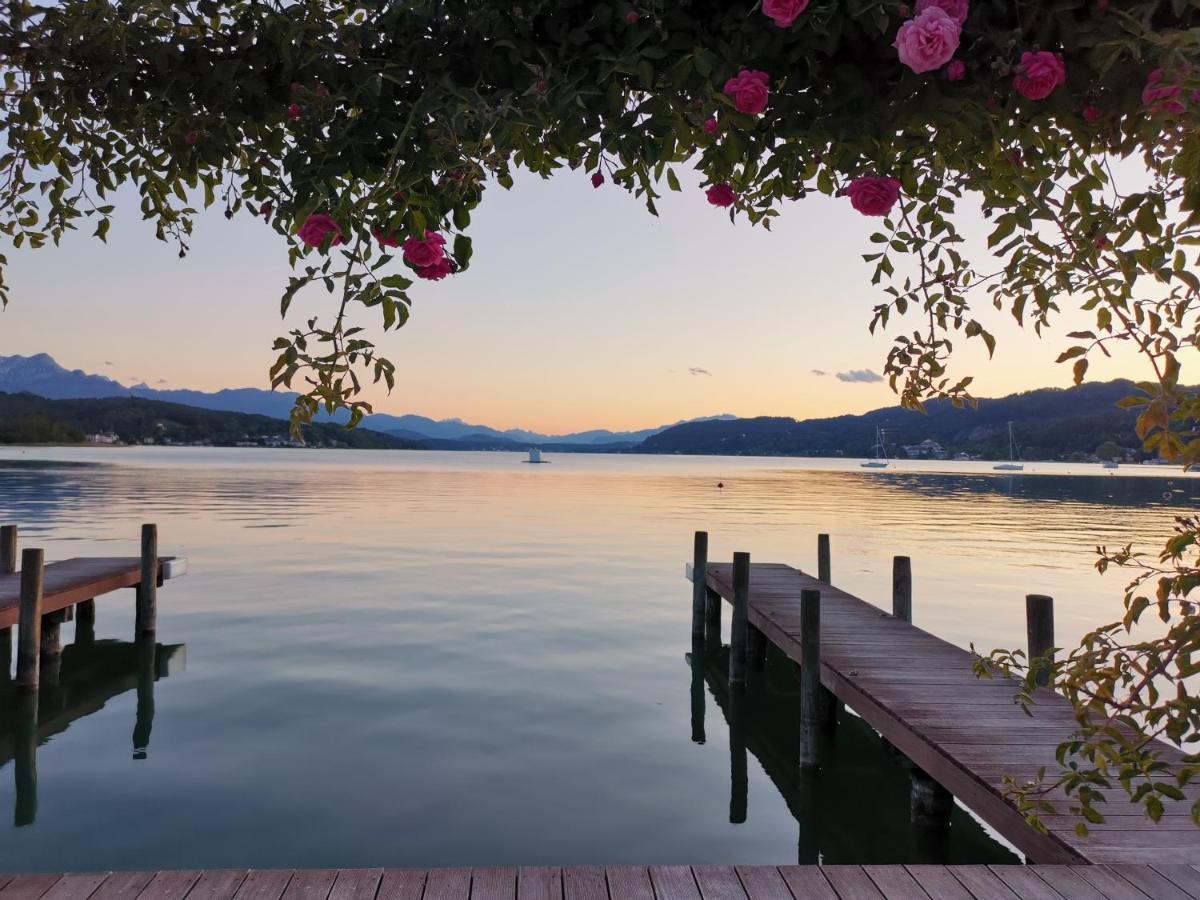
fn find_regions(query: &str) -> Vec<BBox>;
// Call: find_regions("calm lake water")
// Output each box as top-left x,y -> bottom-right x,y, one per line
0,448 -> 1195,871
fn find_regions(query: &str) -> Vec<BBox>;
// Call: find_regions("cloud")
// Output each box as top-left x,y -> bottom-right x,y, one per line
811,369 -> 827,376
688,367 -> 712,377
835,369 -> 884,383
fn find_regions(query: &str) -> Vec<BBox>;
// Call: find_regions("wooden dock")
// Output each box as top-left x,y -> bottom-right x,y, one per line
693,557 -> 1200,865
3,865 -> 1200,900
0,557 -> 185,630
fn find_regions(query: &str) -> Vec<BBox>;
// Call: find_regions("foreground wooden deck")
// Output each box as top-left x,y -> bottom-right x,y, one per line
4,866 -> 1200,900
0,557 -> 183,630
700,562 -> 1200,866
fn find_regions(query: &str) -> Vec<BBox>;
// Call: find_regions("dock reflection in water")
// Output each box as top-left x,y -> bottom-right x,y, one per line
687,637 -> 1019,864
0,631 -> 185,826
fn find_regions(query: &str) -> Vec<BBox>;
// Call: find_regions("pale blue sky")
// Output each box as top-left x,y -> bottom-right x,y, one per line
0,169 -> 1140,432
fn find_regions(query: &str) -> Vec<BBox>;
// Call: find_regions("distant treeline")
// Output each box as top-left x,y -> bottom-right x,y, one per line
0,392 -> 424,449
639,381 -> 1148,460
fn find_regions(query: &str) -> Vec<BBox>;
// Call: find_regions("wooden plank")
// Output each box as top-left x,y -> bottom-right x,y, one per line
1029,869 -> 1106,900
1151,866 -> 1200,899
377,872 -> 427,900
0,557 -> 175,628
328,871 -> 383,900
729,870 -> 789,900
946,868 -> 1018,900
904,867 -> 973,900
647,868 -> 699,900
40,877 -> 109,900
281,872 -> 337,900
562,870 -> 607,900
821,868 -> 885,900
471,871 -> 515,900
691,869 -> 744,900
861,867 -> 926,900
985,867 -> 1065,900
1071,868 -> 1152,900
188,873 -> 249,900
232,872 -> 294,900
1107,865 -> 1190,900
91,874 -> 155,900
603,870 -> 649,900
423,871 -> 469,900
138,873 -> 201,900
0,877 -> 64,900
518,870 -> 561,900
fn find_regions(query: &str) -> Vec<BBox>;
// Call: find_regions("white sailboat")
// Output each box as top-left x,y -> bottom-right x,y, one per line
860,427 -> 890,469
993,422 -> 1024,472
523,447 -> 549,464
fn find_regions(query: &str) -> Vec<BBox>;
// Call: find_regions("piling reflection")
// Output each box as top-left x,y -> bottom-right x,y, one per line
686,641 -> 1020,864
0,636 -> 185,826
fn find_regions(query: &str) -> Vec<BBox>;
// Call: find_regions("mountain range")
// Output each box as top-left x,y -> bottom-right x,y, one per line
0,354 -> 735,447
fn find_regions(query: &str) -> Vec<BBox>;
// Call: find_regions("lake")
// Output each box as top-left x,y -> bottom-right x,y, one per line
0,448 -> 1194,871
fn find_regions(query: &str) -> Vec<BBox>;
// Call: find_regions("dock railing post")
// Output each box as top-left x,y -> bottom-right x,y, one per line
799,587 -> 822,770
729,552 -> 750,688
1,525 -> 14,682
137,523 -> 158,635
817,534 -> 830,583
893,556 -> 912,623
1026,594 -> 1055,688
15,548 -> 43,691
692,531 -> 708,641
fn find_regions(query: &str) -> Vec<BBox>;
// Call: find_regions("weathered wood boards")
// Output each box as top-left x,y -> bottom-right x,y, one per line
701,561 -> 1200,866
1,867 -> 1197,900
0,557 -> 175,630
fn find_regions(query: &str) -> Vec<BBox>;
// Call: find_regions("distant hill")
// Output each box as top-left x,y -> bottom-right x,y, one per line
639,381 -> 1147,461
0,353 -> 736,445
0,392 -> 424,449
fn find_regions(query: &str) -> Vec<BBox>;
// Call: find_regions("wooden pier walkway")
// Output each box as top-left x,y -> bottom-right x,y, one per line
4,865 -> 1200,900
696,560 -> 1200,866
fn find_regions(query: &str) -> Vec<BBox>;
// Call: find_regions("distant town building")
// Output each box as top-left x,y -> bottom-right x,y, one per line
902,438 -> 948,459
87,432 -> 121,445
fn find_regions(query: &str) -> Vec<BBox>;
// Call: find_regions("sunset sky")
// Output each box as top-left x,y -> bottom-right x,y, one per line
0,169 -> 1145,435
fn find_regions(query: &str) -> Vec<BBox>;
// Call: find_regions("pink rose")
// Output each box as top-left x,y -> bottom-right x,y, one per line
373,229 -> 401,248
723,69 -> 770,115
914,0 -> 968,25
894,7 -> 961,75
762,0 -> 809,28
402,231 -> 447,268
287,103 -> 302,120
706,184 -> 737,207
416,257 -> 455,281
1082,104 -> 1101,124
945,59 -> 965,81
591,172 -> 605,188
1013,51 -> 1066,100
297,213 -> 344,248
702,118 -> 719,134
1143,69 -> 1187,116
846,177 -> 901,217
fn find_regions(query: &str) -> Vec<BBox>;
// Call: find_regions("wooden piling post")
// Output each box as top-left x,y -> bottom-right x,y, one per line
1026,593 -> 1054,688
1,525 -> 15,575
704,587 -> 722,643
137,523 -> 158,635
799,587 -> 822,770
15,548 -> 43,691
0,625 -> 9,683
729,552 -> 750,688
728,689 -> 747,824
692,531 -> 709,641
747,623 -> 767,668
690,642 -> 706,745
75,599 -> 96,646
14,691 -> 38,827
893,556 -> 912,623
133,633 -> 157,759
39,611 -> 63,688
817,534 -> 830,583
911,767 -> 953,828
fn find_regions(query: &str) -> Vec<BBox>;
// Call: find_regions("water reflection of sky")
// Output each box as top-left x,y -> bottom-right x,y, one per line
0,449 -> 1192,870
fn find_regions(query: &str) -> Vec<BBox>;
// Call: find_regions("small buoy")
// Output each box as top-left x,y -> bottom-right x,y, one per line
717,481 -> 724,489
1163,490 -> 1173,502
